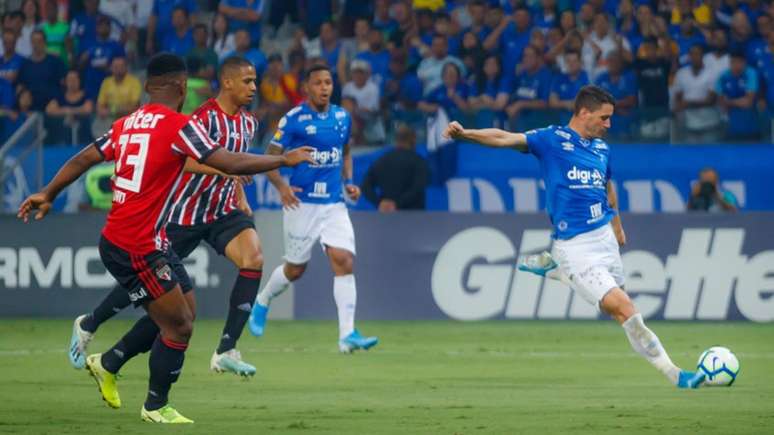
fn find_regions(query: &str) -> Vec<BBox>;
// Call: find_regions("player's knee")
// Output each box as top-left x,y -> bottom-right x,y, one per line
168,310 -> 194,342
240,250 -> 263,270
284,264 -> 305,281
331,252 -> 354,274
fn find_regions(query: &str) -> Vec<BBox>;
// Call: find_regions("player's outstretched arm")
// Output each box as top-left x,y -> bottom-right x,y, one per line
262,143 -> 302,209
17,144 -> 104,222
184,157 -> 253,185
442,121 -> 528,151
202,146 -> 315,175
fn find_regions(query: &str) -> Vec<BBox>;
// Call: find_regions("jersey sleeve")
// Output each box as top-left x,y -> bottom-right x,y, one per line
92,128 -> 117,161
173,118 -> 218,162
525,127 -> 553,157
270,114 -> 294,149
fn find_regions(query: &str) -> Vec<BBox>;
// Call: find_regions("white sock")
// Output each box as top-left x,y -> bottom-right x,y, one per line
546,267 -> 573,287
333,274 -> 357,340
256,265 -> 291,307
622,313 -> 681,384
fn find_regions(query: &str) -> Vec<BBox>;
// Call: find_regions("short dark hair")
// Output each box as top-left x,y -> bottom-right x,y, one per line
267,53 -> 282,64
219,55 -> 254,79
193,23 -> 208,33
573,85 -> 616,114
304,63 -> 332,81
147,52 -> 187,78
730,49 -> 747,61
565,49 -> 581,59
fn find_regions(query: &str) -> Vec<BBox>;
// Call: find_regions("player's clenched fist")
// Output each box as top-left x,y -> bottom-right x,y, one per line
17,192 -> 53,223
443,121 -> 465,140
285,146 -> 316,166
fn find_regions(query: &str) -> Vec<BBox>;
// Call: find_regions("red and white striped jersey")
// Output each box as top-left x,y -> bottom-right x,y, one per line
166,98 -> 258,226
96,103 -> 218,254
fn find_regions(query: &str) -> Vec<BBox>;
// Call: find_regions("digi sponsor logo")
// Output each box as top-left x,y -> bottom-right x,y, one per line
566,166 -> 604,187
431,227 -> 774,322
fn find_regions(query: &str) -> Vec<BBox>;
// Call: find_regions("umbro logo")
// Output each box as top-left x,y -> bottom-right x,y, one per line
561,141 -> 574,151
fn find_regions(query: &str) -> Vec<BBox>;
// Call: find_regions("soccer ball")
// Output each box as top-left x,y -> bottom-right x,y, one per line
696,346 -> 740,386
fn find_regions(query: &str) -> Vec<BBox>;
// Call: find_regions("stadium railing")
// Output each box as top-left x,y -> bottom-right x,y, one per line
0,113 -> 46,211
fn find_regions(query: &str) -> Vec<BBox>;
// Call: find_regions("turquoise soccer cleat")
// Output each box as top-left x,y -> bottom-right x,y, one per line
247,303 -> 269,337
339,330 -> 379,353
210,349 -> 256,377
677,370 -> 706,389
518,251 -> 558,277
69,314 -> 93,369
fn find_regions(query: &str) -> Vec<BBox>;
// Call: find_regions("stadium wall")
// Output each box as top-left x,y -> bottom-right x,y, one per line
2,212 -> 773,322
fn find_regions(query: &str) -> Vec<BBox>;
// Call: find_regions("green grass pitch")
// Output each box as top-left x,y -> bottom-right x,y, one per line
0,319 -> 772,434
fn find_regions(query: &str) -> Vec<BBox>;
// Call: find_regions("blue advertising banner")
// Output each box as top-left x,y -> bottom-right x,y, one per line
293,212 -> 774,322
4,143 -> 773,213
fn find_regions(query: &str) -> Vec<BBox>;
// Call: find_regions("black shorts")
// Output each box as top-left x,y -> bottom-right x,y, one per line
166,210 -> 255,259
99,236 -> 193,307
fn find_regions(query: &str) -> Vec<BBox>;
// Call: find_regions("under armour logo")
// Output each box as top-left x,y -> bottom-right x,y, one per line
237,303 -> 252,312
113,349 -> 125,359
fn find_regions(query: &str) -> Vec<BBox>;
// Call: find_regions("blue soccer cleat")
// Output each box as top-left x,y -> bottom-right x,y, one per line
247,303 -> 269,337
518,251 -> 558,277
69,314 -> 93,369
339,330 -> 379,353
677,370 -> 706,389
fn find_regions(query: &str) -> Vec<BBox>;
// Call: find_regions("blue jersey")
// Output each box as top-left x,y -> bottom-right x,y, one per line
525,125 -> 615,239
272,103 -> 352,204
716,67 -> 759,136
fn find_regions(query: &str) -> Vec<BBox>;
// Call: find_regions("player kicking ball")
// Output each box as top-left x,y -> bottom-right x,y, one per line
443,85 -> 705,389
247,64 -> 378,353
68,57 -> 267,378
19,53 -> 314,423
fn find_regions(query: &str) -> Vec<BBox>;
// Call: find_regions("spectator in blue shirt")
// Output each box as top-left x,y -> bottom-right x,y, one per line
225,29 -> 267,77
356,29 -> 390,89
69,0 -> 101,54
533,0 -> 558,33
465,0 -> 491,42
0,77 -> 17,141
595,50 -> 638,139
0,29 -> 23,85
79,15 -> 125,100
147,0 -> 198,55
373,0 -> 398,38
161,7 -> 194,56
469,54 -> 511,127
549,50 -> 590,124
384,51 -> 423,114
673,18 -> 706,67
758,32 -> 774,116
18,31 -> 66,111
419,62 -> 470,117
747,14 -> 771,70
716,49 -> 760,140
218,0 -> 265,47
484,6 -> 532,76
506,44 -> 552,131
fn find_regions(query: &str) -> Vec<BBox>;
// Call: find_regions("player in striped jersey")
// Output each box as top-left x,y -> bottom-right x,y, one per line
18,53 -> 313,422
66,57 -> 268,377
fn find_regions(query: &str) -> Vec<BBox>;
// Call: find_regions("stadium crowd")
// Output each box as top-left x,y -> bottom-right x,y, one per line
0,0 -> 773,146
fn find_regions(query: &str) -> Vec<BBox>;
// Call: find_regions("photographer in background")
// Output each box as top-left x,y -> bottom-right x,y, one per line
687,167 -> 739,213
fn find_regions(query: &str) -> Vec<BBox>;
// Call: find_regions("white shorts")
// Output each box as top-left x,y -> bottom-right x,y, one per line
551,223 -> 625,306
283,202 -> 356,265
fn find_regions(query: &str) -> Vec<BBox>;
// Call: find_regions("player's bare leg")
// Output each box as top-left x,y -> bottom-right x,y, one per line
327,246 -> 378,353
600,288 -> 704,388
249,262 -> 305,337
212,228 -> 263,377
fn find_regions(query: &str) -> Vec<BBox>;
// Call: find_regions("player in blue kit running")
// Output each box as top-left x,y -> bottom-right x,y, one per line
443,85 -> 705,388
247,64 -> 378,353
